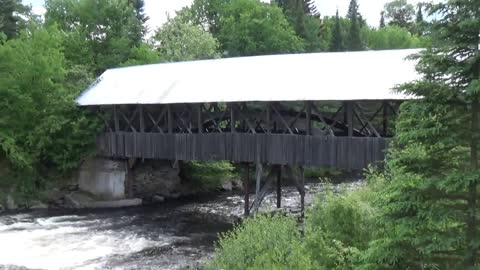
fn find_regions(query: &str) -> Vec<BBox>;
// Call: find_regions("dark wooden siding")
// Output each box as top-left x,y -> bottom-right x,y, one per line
96,132 -> 389,169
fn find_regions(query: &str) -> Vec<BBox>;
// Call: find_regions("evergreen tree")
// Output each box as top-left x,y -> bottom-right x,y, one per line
415,3 -> 424,24
415,3 -> 425,35
346,0 -> 362,51
0,0 -> 30,39
274,0 -> 322,51
329,9 -> 344,52
362,0 -> 480,269
128,0 -> 149,41
380,11 -> 386,28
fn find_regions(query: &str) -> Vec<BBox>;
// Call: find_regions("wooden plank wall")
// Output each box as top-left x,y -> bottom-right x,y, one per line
96,132 -> 389,169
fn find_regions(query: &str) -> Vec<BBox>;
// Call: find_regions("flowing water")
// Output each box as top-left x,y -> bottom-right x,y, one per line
0,181 -> 362,270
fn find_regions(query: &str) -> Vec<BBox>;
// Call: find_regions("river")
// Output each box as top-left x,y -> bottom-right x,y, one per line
0,181 -> 362,270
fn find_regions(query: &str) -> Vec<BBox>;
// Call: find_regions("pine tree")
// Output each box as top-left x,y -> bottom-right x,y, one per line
346,0 -> 362,51
0,0 -> 29,39
128,0 -> 149,43
415,3 -> 425,35
380,11 -> 386,28
362,1 -> 480,269
415,3 -> 423,24
329,9 -> 344,52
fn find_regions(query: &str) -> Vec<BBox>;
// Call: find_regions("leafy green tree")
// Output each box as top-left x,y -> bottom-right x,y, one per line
121,42 -> 161,66
153,15 -> 220,62
217,0 -> 304,57
346,0 -> 363,51
363,25 -> 423,50
361,1 -> 480,269
0,24 -> 99,180
0,0 -> 30,39
45,0 -> 146,75
383,0 -> 415,31
188,0 -> 229,35
329,10 -> 345,52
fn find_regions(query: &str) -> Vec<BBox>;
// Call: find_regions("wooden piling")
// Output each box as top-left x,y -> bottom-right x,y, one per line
276,165 -> 282,208
244,163 -> 250,216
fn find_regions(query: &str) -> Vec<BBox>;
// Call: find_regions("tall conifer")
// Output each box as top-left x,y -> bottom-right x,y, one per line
363,1 -> 480,269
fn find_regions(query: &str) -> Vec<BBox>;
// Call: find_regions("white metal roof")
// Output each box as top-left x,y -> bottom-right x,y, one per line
76,49 -> 421,106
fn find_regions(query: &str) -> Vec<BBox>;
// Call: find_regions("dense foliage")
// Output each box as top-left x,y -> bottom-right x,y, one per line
0,25 -> 99,191
205,1 -> 480,270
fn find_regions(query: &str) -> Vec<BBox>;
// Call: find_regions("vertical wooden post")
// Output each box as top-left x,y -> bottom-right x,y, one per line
230,103 -> 235,133
139,105 -> 145,133
255,163 -> 263,205
197,103 -> 202,134
345,101 -> 354,137
276,165 -> 282,208
300,166 -> 305,218
167,104 -> 173,133
244,163 -> 250,216
306,101 -> 312,135
113,105 -> 119,132
383,101 -> 388,137
266,102 -> 271,133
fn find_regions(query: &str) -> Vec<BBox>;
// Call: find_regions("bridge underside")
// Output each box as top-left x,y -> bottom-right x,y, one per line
94,100 -> 399,170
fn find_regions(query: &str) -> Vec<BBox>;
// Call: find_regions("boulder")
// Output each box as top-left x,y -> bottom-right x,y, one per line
30,202 -> 48,210
152,195 -> 165,203
221,181 -> 233,191
64,194 -> 85,209
6,195 -> 16,210
0,203 -> 4,214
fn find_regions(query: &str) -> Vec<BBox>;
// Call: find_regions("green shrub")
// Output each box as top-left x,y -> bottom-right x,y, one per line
181,161 -> 237,190
206,214 -> 314,270
303,166 -> 344,181
304,186 -> 378,270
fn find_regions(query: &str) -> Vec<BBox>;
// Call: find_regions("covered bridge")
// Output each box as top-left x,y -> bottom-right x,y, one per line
77,49 -> 419,215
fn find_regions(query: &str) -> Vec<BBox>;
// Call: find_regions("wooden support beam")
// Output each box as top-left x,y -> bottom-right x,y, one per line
345,102 -> 354,137
276,165 -> 282,208
167,105 -> 173,133
251,165 -> 275,213
383,101 -> 389,136
306,101 -> 312,135
266,102 -> 271,133
139,105 -> 145,133
310,103 -> 334,136
271,103 -> 294,135
244,163 -> 250,216
354,103 -> 381,138
113,105 -> 119,132
300,166 -> 305,218
197,103 -> 202,134
255,163 -> 263,203
230,103 -> 236,133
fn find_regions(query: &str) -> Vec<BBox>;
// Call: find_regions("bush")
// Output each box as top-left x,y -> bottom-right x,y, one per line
303,167 -> 344,181
181,161 -> 237,190
206,214 -> 313,270
304,186 -> 378,270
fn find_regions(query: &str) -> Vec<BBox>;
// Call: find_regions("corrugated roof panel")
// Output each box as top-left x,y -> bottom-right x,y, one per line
76,49 -> 421,106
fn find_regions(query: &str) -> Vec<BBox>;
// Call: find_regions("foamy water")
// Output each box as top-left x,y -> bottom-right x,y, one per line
0,181 -> 362,270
